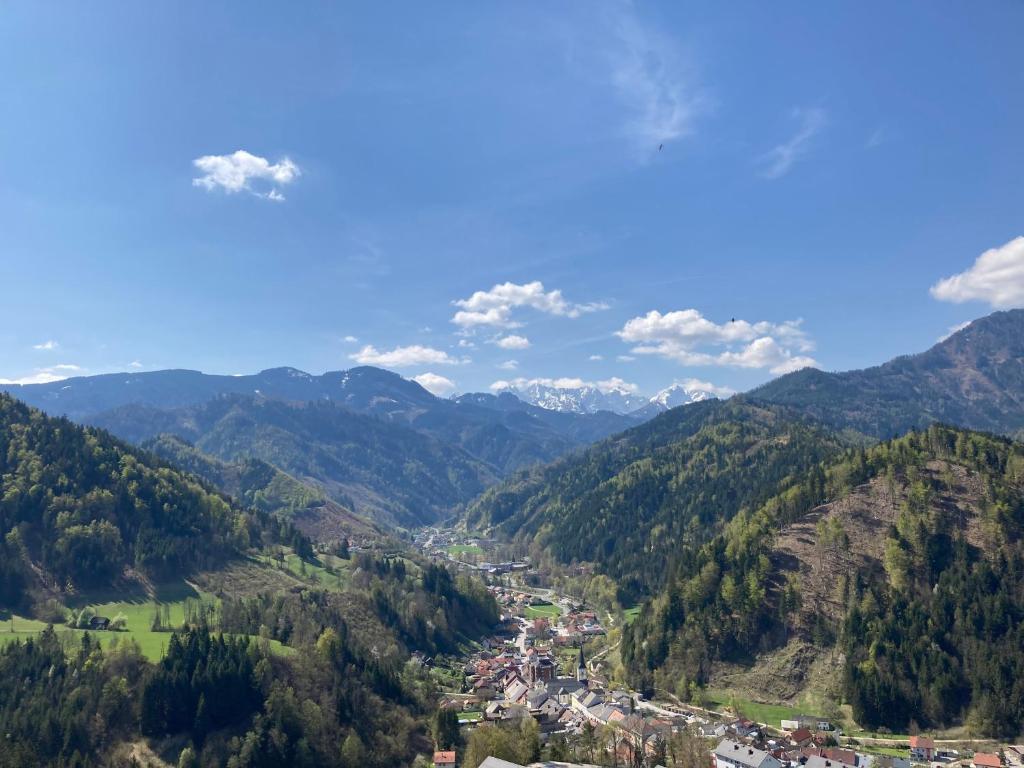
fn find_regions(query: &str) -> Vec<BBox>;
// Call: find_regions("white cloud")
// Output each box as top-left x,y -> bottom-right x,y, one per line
342,335 -> 359,343
617,355 -> 636,362
497,360 -> 519,371
0,364 -> 83,385
350,344 -> 463,368
491,376 -> 639,395
457,339 -> 476,349
673,377 -> 737,398
588,354 -> 604,361
758,107 -> 827,179
930,237 -> 1024,308
618,308 -> 818,374
411,372 -> 457,397
128,361 -> 144,369
32,340 -> 58,351
607,7 -> 704,155
451,281 -> 607,329
192,150 -> 300,201
495,335 -> 531,350
937,321 -> 972,343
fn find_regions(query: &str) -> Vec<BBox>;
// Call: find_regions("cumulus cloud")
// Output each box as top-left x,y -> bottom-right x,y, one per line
673,377 -> 737,398
491,376 -> 639,395
930,237 -> 1024,308
192,150 -> 300,201
350,344 -> 463,368
411,372 -> 457,396
758,107 -> 827,179
342,335 -> 359,343
33,340 -> 58,351
495,335 -> 531,350
128,361 -> 144,369
618,308 -> 818,375
451,281 -> 607,329
588,354 -> 604,361
497,360 -> 519,371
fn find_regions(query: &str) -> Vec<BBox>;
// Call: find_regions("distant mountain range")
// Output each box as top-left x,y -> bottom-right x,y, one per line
490,378 -> 724,416
0,365 -> 642,528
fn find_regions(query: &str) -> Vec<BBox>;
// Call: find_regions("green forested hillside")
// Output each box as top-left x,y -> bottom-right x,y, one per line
143,433 -> 383,542
0,394 -> 301,608
465,400 -> 848,599
91,395 -> 498,528
0,393 -> 499,766
623,425 -> 1024,736
0,553 -> 496,767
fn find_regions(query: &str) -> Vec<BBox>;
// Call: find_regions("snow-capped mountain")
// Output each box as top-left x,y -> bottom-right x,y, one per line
630,380 -> 733,419
650,382 -> 717,408
492,379 -> 649,415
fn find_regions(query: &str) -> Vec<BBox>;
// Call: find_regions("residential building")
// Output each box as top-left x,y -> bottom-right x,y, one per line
909,737 -> 936,763
714,739 -> 784,768
973,754 -> 1002,768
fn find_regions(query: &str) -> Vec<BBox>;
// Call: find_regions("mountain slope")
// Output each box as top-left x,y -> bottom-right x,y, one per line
0,365 -> 638,475
0,393 -> 297,608
91,395 -> 497,528
465,399 -> 848,599
749,309 -> 1024,438
142,433 -> 384,544
623,425 -> 1024,736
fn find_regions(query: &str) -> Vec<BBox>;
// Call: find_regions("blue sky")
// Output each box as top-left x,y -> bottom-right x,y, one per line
2,2 -> 1022,398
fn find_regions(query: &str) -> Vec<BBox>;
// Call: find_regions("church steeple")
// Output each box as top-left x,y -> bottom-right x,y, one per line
576,642 -> 587,683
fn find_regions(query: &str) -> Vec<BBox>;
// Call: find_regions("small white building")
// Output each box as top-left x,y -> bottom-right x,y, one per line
714,739 -> 784,768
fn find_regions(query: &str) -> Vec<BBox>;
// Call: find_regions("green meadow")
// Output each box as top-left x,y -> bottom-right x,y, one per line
0,578 -> 291,661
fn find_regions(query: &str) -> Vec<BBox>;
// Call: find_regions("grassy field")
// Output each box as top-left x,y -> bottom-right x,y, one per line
447,544 -> 484,556
623,605 -> 642,625
0,578 -> 292,661
524,603 -> 561,619
703,690 -> 806,727
459,710 -> 483,723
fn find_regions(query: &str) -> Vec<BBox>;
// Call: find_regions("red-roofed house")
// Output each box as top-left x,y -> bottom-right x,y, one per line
789,728 -> 813,746
972,754 -> 1001,768
433,751 -> 456,768
909,737 -> 935,762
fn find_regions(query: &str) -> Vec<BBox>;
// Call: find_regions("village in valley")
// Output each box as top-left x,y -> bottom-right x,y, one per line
414,529 -> 1024,768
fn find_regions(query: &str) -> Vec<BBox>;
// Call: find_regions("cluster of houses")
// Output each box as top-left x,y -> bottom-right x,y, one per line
709,719 -> 1009,768
455,641 -> 674,746
487,587 -> 606,640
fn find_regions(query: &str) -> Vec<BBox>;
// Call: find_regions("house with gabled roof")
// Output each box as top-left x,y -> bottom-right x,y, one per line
909,736 -> 935,763
714,739 -> 784,768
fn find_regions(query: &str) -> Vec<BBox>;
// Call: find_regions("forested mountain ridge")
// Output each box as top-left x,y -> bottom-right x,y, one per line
91,394 -> 497,528
465,400 -> 849,599
749,309 -> 1024,438
623,424 -> 1024,737
0,365 -> 639,475
0,393 -> 301,610
142,433 -> 384,543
